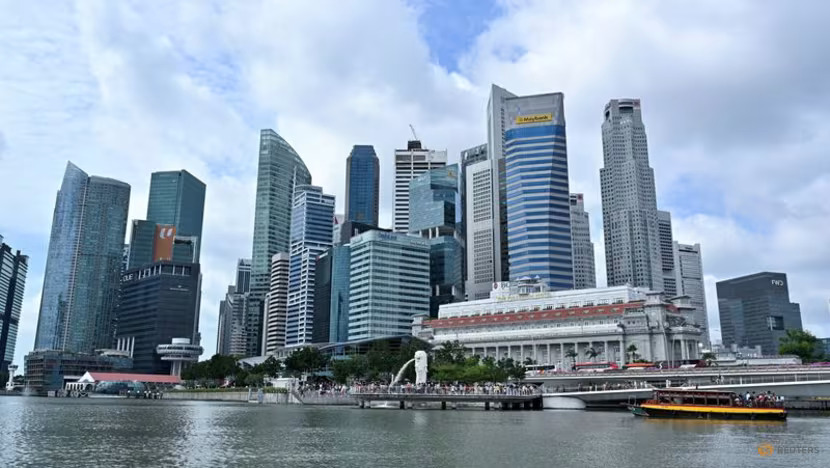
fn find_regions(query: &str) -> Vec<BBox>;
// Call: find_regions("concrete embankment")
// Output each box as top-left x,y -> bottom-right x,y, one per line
164,391 -> 291,404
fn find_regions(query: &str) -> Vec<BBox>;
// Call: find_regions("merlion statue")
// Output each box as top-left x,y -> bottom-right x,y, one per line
414,350 -> 428,385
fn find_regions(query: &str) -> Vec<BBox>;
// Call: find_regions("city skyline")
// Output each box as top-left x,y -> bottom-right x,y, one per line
4,1 -> 830,366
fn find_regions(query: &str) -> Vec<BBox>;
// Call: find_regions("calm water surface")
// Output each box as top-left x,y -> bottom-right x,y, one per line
1,397 -> 828,467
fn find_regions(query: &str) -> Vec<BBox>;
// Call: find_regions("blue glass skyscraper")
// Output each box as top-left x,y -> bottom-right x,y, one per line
146,170 -> 206,259
285,185 -> 335,347
0,235 -> 27,374
35,162 -> 131,352
345,145 -> 379,226
503,92 -> 573,290
409,164 -> 464,317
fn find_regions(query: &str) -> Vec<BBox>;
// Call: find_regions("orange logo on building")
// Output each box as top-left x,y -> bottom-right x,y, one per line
153,224 -> 176,262
758,443 -> 774,456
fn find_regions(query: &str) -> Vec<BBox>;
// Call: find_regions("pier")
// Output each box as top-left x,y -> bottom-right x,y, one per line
351,386 -> 543,410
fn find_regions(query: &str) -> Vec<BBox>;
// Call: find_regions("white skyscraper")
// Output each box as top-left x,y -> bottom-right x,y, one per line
569,194 -> 596,289
673,242 -> 709,344
600,99 -> 664,291
261,253 -> 289,355
464,158 -> 496,300
393,140 -> 447,233
658,210 -> 677,296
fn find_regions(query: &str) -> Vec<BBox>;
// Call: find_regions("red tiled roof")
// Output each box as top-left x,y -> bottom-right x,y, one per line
427,303 -> 644,329
87,372 -> 181,384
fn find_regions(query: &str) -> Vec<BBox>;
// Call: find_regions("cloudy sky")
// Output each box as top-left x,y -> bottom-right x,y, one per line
2,0 -> 829,367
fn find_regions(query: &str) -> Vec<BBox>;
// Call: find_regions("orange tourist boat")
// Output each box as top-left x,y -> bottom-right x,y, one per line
630,389 -> 787,421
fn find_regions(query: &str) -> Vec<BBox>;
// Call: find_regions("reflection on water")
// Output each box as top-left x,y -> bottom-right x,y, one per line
0,397 -> 828,467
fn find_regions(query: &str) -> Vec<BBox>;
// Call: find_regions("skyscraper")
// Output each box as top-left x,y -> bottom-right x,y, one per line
345,145 -> 379,226
262,253 -> 289,355
312,250 -> 333,344
410,164 -> 464,317
217,258 -> 254,356
328,245 -> 351,343
657,210 -> 676,296
250,129 -> 312,350
600,99 -> 664,292
460,144 -> 490,300
146,170 -> 206,260
499,89 -> 573,290
285,185 -> 335,347
569,194 -> 596,289
717,272 -> 802,355
393,140 -> 447,233
34,162 -> 130,353
235,258 -> 251,294
487,85 -> 517,286
115,262 -> 201,374
673,242 -> 709,343
0,235 -> 27,374
348,231 -> 430,341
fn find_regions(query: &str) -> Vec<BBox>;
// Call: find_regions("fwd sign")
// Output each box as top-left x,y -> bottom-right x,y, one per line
771,280 -> 785,286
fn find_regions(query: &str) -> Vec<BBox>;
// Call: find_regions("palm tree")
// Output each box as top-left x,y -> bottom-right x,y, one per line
584,347 -> 599,362
626,344 -> 639,363
564,349 -> 578,370
701,352 -> 717,367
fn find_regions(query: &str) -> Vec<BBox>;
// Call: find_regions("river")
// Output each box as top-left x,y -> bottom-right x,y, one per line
0,397 -> 827,467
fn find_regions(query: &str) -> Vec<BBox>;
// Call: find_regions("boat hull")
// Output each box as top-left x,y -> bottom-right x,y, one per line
632,404 -> 787,421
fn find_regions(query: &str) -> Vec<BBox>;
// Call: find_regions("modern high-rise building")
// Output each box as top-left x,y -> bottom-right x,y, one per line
285,185 -> 335,347
673,242 -> 708,343
216,286 -> 233,356
464,156 -> 496,300
393,140 -> 447,233
333,220 -> 384,246
600,99 -> 664,292
717,272 -> 802,355
486,85 -> 517,287
312,250 -> 333,344
235,258 -> 251,294
250,129 -> 312,350
459,143 -> 495,300
262,253 -> 289,355
115,262 -> 201,374
34,162 -> 130,353
409,165 -> 464,317
569,194 -> 596,290
146,170 -> 206,260
345,145 -> 379,226
498,88 -> 573,290
657,210 -> 676,296
0,235 -> 27,374
348,231 -> 430,341
328,245 -> 352,343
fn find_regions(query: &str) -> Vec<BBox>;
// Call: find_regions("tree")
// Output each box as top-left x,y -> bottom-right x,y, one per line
523,357 -> 537,366
701,352 -> 717,367
434,340 -> 467,365
626,344 -> 639,363
779,329 -> 825,363
251,356 -> 283,378
564,349 -> 578,370
584,347 -> 598,362
284,347 -> 329,377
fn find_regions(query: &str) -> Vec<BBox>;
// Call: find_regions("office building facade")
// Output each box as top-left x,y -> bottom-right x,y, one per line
348,231 -> 430,341
285,185 -> 335,346
569,194 -> 596,289
250,129 -> 312,338
673,242 -> 709,343
464,157 -> 496,300
717,272 -> 802,355
393,140 -> 447,233
217,258 -> 255,356
345,145 -> 380,226
600,99 -> 664,292
460,144 -> 488,300
262,253 -> 289,355
657,210 -> 677,296
146,170 -> 206,261
115,262 -> 201,374
328,245 -> 352,343
312,250 -> 333,343
501,89 -> 573,290
35,162 -> 130,353
410,165 -> 464,317
0,236 -> 27,374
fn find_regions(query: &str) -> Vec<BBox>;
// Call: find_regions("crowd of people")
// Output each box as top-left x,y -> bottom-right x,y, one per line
294,381 -> 351,397
350,382 -> 541,396
734,391 -> 785,407
545,380 -> 652,393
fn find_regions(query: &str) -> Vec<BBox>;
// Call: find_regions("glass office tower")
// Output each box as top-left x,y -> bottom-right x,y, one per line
345,145 -> 379,226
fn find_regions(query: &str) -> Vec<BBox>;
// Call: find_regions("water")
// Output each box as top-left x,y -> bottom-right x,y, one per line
1,397 -> 828,467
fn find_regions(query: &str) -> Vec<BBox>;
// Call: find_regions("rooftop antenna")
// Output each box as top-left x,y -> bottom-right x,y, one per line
409,124 -> 418,141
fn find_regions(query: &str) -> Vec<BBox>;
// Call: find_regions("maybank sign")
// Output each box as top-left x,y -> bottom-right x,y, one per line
516,113 -> 552,124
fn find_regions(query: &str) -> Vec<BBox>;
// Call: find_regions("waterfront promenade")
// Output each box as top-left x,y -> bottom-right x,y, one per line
350,383 -> 543,409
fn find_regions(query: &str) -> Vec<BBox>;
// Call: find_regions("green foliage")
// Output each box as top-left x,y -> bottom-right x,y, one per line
584,347 -> 599,361
181,354 -> 240,381
626,344 -> 639,362
284,347 -> 329,377
779,329 -> 825,363
434,340 -> 468,365
701,352 -> 717,366
249,356 -> 283,377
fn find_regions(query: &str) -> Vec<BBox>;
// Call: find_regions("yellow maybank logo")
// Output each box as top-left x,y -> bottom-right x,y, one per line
516,113 -> 552,124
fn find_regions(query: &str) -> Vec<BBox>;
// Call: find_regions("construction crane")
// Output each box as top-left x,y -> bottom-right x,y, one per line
409,124 -> 418,141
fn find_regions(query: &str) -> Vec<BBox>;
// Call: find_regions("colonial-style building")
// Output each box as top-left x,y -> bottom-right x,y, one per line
415,278 -> 703,367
